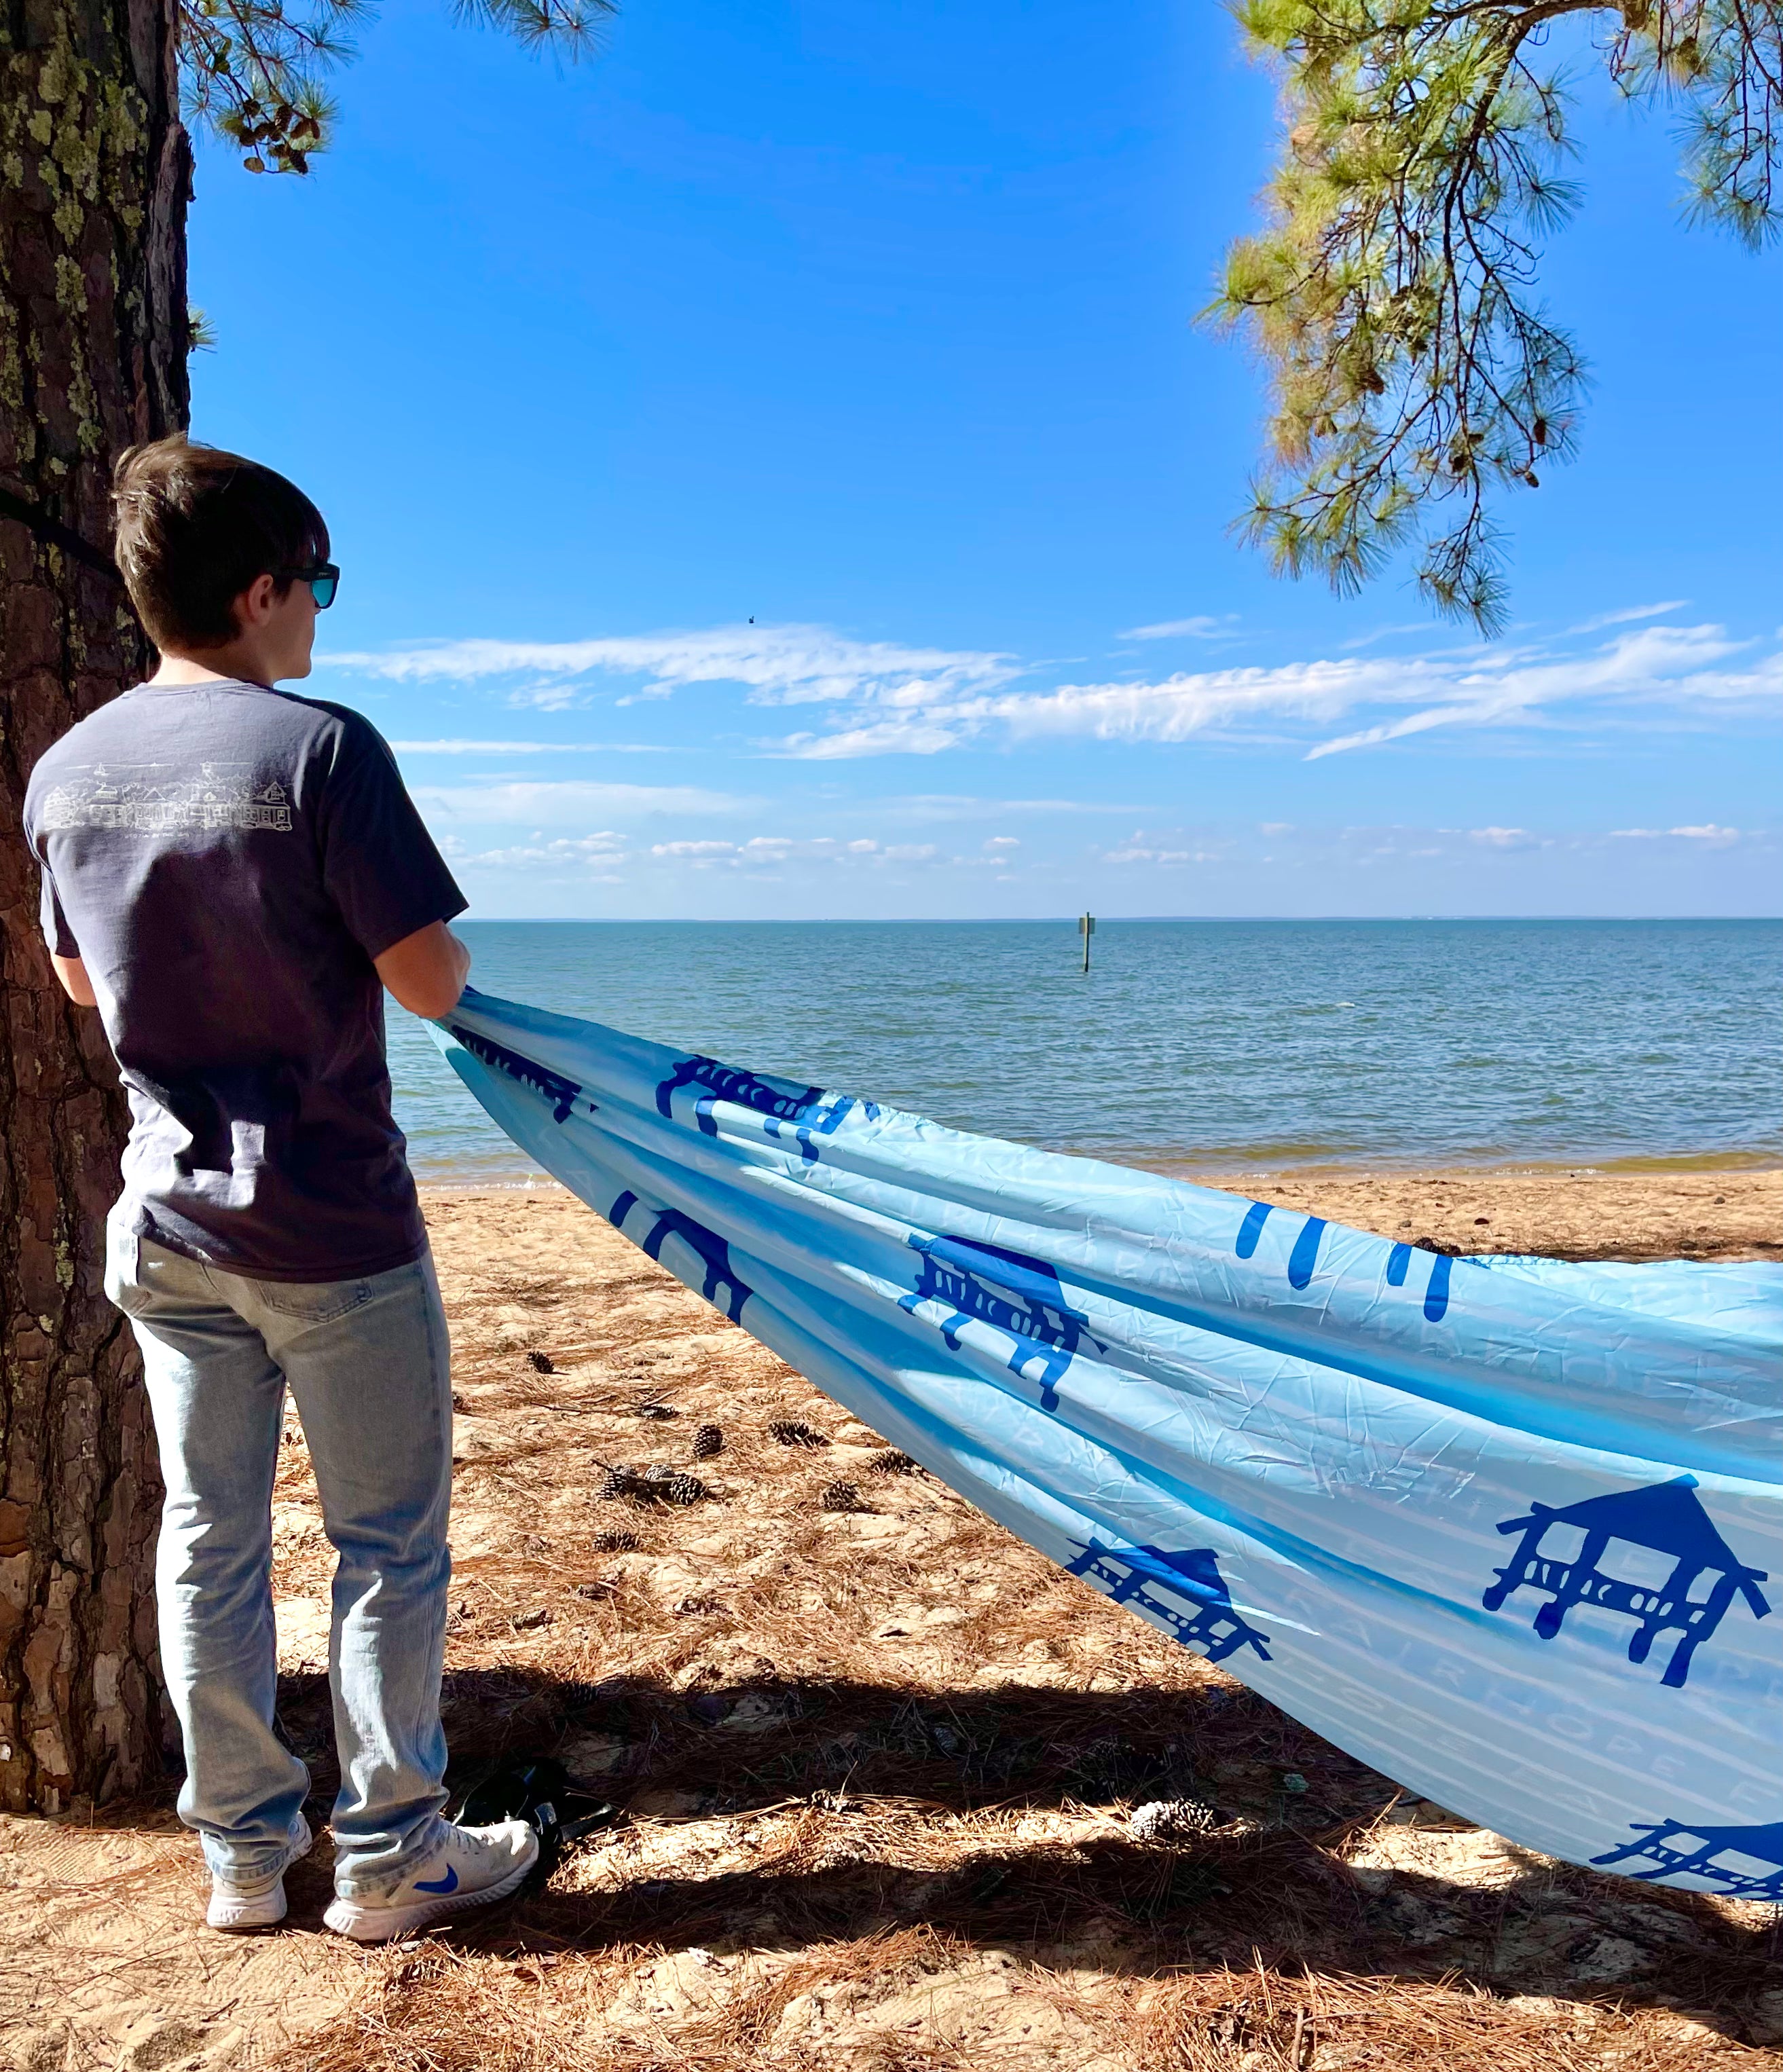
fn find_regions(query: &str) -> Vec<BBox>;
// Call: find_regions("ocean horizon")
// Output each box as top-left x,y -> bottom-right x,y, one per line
389,918 -> 1782,1187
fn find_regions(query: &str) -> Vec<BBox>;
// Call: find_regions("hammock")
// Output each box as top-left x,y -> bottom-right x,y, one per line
432,988 -> 1783,1900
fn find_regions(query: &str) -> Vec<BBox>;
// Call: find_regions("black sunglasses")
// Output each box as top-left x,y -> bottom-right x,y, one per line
280,561 -> 340,610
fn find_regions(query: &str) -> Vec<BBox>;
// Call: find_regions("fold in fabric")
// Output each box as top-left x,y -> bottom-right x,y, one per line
432,988 -> 1783,1900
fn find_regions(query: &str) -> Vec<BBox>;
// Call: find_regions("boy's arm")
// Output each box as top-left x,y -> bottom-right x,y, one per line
50,952 -> 98,1007
375,921 -> 471,1020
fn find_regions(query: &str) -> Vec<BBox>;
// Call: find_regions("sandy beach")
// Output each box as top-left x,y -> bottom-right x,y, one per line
2,1166 -> 1778,2071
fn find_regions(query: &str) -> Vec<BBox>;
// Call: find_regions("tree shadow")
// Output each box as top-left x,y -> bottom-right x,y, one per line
264,1662 -> 1783,2050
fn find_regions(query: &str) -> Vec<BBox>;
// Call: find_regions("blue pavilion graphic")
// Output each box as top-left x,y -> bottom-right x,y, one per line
1592,1818 -> 1783,1901
1066,1540 -> 1271,1665
452,1024 -> 583,1124
898,1234 -> 1104,1409
655,1054 -> 877,1161
608,1192 -> 752,1323
1482,1475 -> 1769,1688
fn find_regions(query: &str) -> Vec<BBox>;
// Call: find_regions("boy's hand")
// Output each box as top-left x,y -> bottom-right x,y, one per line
375,922 -> 471,1020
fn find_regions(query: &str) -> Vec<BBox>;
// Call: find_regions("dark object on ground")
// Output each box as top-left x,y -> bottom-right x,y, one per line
451,1391 -> 468,1412
512,1606 -> 553,1631
643,1465 -> 708,1506
821,1479 -> 869,1513
634,1401 -> 677,1420
591,1528 -> 639,1552
574,1580 -> 614,1599
526,1350 -> 554,1373
453,1755 -> 618,1870
598,1463 -> 706,1505
693,1422 -> 724,1459
1414,1237 -> 1462,1256
770,1419 -> 830,1447
869,1448 -> 919,1475
1129,1796 -> 1219,1843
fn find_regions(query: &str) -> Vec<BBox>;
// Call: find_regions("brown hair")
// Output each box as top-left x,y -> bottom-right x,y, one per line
110,437 -> 330,652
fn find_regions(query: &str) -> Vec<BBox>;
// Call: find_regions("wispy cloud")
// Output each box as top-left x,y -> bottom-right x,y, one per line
327,625 -> 1021,709
339,615 -> 1783,767
762,621 -> 1778,761
1611,822 -> 1743,845
410,779 -> 756,825
1566,601 -> 1689,635
1118,615 -> 1240,641
390,738 -> 668,755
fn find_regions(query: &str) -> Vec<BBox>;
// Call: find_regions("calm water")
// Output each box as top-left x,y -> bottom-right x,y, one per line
388,920 -> 1782,1185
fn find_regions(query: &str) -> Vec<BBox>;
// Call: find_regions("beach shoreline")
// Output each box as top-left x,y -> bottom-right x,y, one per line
416,1161 -> 1780,1264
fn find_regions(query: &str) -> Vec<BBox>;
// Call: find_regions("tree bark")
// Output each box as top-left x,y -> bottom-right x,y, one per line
1,0 -> 189,1811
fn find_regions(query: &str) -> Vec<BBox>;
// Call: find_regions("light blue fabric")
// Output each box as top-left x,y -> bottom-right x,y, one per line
434,988 -> 1783,1902
106,1211 -> 454,1887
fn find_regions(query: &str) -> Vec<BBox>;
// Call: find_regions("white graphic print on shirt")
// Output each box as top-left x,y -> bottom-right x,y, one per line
37,761 -> 293,834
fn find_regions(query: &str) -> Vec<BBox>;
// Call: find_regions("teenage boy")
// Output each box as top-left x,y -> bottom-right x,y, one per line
23,437 -> 538,1940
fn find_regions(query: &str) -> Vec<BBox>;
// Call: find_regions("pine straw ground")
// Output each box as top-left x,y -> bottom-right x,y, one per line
4,1171 -> 1782,2071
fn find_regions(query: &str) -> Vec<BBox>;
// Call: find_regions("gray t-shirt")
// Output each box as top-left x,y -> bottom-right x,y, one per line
24,680 -> 465,1282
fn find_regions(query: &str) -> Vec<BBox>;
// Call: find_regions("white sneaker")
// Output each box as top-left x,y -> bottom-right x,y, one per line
323,1819 -> 540,1942
207,1813 -> 313,1931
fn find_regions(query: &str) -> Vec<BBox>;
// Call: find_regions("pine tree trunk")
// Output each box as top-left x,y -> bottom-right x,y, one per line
1,0 -> 189,1811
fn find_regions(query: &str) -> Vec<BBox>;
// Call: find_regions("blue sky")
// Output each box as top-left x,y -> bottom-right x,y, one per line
189,0 -> 1781,918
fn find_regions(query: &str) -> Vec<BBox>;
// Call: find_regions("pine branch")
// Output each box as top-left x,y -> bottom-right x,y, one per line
177,0 -> 619,172
1214,0 -> 1782,630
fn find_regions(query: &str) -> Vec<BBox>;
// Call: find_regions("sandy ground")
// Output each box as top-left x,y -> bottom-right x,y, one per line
2,1166 -> 1779,2072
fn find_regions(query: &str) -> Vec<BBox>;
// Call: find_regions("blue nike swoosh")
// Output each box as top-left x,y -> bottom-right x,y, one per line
413,1865 -> 459,1894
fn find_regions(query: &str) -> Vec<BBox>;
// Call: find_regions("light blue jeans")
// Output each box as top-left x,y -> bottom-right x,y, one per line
105,1209 -> 454,1891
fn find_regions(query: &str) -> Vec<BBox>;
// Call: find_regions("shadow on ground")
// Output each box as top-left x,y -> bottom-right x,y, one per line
251,1663 -> 1783,2051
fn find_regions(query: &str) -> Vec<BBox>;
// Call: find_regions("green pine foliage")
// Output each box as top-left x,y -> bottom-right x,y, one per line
1213,0 -> 1782,631
177,0 -> 616,179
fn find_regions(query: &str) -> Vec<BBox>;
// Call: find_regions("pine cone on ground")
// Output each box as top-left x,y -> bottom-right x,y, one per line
591,1528 -> 639,1552
645,1469 -> 707,1507
769,1419 -> 830,1447
868,1448 -> 919,1476
693,1423 -> 724,1460
1128,1797 -> 1219,1844
596,1464 -> 640,1502
633,1401 -> 677,1420
526,1350 -> 555,1373
820,1479 -> 868,1513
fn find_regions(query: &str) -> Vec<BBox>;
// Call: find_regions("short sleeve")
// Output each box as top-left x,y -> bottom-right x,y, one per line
315,716 -> 466,960
38,864 -> 79,958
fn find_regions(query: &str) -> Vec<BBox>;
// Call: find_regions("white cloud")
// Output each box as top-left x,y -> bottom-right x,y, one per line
344,615 -> 1783,769
1612,822 -> 1742,846
449,832 -> 630,873
326,624 -> 1021,709
777,716 -> 971,759
1118,615 -> 1239,641
762,622 -> 1778,760
390,738 -> 667,755
411,780 -> 754,826
1469,826 -> 1543,850
1566,601 -> 1689,635
633,834 -> 942,871
984,835 -> 1021,850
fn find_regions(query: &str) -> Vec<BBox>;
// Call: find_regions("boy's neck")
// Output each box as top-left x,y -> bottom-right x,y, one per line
150,653 -> 273,690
